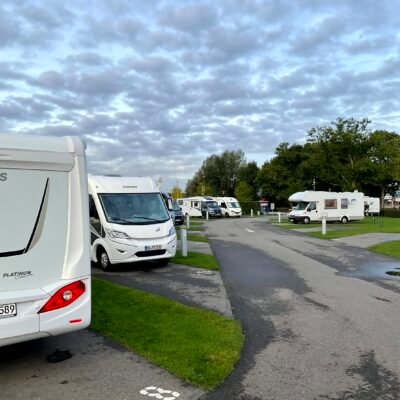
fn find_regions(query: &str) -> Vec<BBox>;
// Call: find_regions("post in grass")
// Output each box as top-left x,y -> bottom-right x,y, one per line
180,226 -> 188,257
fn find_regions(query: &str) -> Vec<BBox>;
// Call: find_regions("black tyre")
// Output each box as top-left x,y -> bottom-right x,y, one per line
341,216 -> 349,224
225,212 -> 229,217
157,258 -> 170,266
98,247 -> 112,271
303,217 -> 310,224
293,220 -> 298,224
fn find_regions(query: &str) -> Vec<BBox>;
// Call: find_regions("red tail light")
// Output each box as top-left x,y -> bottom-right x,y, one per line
39,281 -> 86,314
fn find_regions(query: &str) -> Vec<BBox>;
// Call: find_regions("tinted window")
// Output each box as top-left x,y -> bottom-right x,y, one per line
324,199 -> 337,209
341,199 -> 349,209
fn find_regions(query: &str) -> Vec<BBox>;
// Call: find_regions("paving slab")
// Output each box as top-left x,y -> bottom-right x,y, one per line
0,330 -> 204,400
333,233 -> 400,248
93,262 -> 233,318
176,240 -> 213,255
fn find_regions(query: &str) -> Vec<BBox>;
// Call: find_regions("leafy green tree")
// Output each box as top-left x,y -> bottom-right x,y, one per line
235,181 -> 253,202
170,185 -> 184,200
238,161 -> 259,199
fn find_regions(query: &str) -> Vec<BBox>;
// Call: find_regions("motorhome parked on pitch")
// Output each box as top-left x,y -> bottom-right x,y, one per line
364,196 -> 380,216
288,191 -> 364,224
89,176 -> 176,270
177,196 -> 222,218
215,197 -> 242,217
0,134 -> 91,348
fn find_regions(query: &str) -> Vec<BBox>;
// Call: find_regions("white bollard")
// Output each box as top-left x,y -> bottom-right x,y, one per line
186,214 -> 190,230
278,212 -> 281,223
206,210 -> 209,220
251,209 -> 254,218
257,210 -> 260,216
181,226 -> 188,257
322,217 -> 326,235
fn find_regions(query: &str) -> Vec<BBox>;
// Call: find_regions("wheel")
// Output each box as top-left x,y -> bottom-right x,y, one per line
157,258 -> 170,266
98,247 -> 112,271
303,217 -> 310,224
341,216 -> 349,224
225,212 -> 229,217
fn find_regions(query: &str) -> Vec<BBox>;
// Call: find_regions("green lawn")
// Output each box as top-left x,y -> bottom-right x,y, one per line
188,225 -> 204,231
172,250 -> 219,271
176,231 -> 209,243
91,278 -> 243,389
307,217 -> 400,239
369,240 -> 400,259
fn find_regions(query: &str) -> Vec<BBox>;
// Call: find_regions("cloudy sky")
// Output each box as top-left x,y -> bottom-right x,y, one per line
1,0 -> 399,190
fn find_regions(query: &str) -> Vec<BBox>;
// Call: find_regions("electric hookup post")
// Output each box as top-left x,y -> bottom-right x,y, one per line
322,212 -> 327,235
186,214 -> 190,230
181,226 -> 188,257
251,209 -> 254,218
278,212 -> 281,223
206,210 -> 209,220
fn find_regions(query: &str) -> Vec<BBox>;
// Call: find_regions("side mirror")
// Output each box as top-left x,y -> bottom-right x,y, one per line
167,199 -> 173,211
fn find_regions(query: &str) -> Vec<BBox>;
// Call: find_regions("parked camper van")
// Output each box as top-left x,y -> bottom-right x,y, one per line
89,176 -> 176,270
216,197 -> 242,217
288,191 -> 364,224
177,196 -> 222,218
364,196 -> 380,216
0,134 -> 91,348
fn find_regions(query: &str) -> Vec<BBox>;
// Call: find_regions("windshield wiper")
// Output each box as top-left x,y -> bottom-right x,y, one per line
132,216 -> 168,222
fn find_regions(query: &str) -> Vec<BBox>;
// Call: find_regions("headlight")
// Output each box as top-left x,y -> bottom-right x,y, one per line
168,226 -> 176,236
105,229 -> 130,239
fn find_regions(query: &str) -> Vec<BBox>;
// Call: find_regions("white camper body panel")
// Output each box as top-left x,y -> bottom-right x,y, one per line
215,197 -> 242,217
88,176 -> 176,266
288,191 -> 365,224
364,196 -> 380,215
177,197 -> 204,217
0,134 -> 91,347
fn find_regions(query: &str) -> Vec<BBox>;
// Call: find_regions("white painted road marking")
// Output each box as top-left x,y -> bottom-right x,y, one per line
140,387 -> 180,400
245,228 -> 254,233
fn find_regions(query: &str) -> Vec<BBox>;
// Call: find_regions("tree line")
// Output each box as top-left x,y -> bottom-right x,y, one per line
181,118 -> 400,207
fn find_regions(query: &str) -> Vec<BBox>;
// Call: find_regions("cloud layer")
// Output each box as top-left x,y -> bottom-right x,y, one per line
1,0 -> 399,189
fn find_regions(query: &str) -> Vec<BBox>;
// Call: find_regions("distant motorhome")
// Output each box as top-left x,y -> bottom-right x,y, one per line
177,196 -> 222,218
0,134 -> 91,347
89,176 -> 176,270
215,197 -> 242,217
288,191 -> 364,224
364,196 -> 380,216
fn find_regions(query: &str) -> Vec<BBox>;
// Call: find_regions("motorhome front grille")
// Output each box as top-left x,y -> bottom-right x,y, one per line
135,250 -> 166,258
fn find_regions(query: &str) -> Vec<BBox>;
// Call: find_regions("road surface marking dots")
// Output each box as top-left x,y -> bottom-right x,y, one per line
245,228 -> 254,233
140,387 -> 180,400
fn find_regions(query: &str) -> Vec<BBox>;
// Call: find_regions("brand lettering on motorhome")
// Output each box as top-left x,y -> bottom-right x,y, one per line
2,271 -> 32,279
0,172 -> 7,182
123,185 -> 138,189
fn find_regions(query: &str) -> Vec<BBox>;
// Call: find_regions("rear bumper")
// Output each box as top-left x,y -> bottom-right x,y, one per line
0,277 -> 91,348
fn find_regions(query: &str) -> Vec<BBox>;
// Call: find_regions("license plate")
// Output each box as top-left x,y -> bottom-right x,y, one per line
0,303 -> 17,319
145,245 -> 162,251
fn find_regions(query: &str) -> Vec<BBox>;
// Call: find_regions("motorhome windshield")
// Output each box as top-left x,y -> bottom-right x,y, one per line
294,201 -> 309,210
227,202 -> 240,208
99,193 -> 170,225
205,201 -> 219,208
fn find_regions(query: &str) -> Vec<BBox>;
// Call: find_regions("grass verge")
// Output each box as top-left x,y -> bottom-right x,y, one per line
172,250 -> 219,270
369,240 -> 400,259
301,217 -> 400,239
177,231 -> 209,243
91,278 -> 243,389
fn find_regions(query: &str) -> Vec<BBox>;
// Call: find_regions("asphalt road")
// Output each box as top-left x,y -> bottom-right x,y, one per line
201,218 -> 400,400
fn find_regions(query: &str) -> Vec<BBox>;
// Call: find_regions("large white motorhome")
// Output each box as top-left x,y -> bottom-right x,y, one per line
89,176 -> 176,270
177,196 -> 222,218
215,197 -> 242,217
0,134 -> 91,348
288,191 -> 364,224
364,196 -> 380,216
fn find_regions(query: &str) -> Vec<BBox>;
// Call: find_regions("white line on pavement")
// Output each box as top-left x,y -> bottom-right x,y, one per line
245,228 -> 255,233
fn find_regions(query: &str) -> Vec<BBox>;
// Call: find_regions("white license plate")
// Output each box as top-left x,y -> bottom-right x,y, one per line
0,303 -> 17,319
145,245 -> 162,251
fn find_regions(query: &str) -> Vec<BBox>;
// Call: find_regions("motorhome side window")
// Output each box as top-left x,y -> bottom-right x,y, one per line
341,199 -> 349,209
193,201 -> 199,207
178,200 -> 183,205
89,195 -> 99,219
324,199 -> 337,209
308,202 -> 316,211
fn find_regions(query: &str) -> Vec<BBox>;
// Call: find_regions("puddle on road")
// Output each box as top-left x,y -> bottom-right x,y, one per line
342,261 -> 400,281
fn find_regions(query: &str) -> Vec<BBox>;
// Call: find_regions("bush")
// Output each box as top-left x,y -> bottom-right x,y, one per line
381,209 -> 400,218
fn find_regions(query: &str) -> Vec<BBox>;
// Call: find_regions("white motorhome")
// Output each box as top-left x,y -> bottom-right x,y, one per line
177,196 -> 222,218
0,134 -> 91,348
288,191 -> 364,224
215,197 -> 242,217
364,196 -> 380,216
89,176 -> 176,270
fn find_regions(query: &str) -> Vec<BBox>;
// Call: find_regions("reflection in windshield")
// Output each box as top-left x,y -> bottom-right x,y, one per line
227,202 -> 240,208
205,201 -> 219,208
293,201 -> 309,210
99,193 -> 170,225
172,200 -> 181,211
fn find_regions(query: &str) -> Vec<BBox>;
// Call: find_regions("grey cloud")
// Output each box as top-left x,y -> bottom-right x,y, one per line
65,52 -> 111,66
0,96 -> 54,121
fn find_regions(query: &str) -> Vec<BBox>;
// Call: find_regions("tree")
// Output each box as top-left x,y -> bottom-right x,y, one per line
238,161 -> 259,199
235,181 -> 253,202
170,185 -> 183,200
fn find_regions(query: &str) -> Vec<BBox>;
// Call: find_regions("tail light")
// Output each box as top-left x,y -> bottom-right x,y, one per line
38,281 -> 86,314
